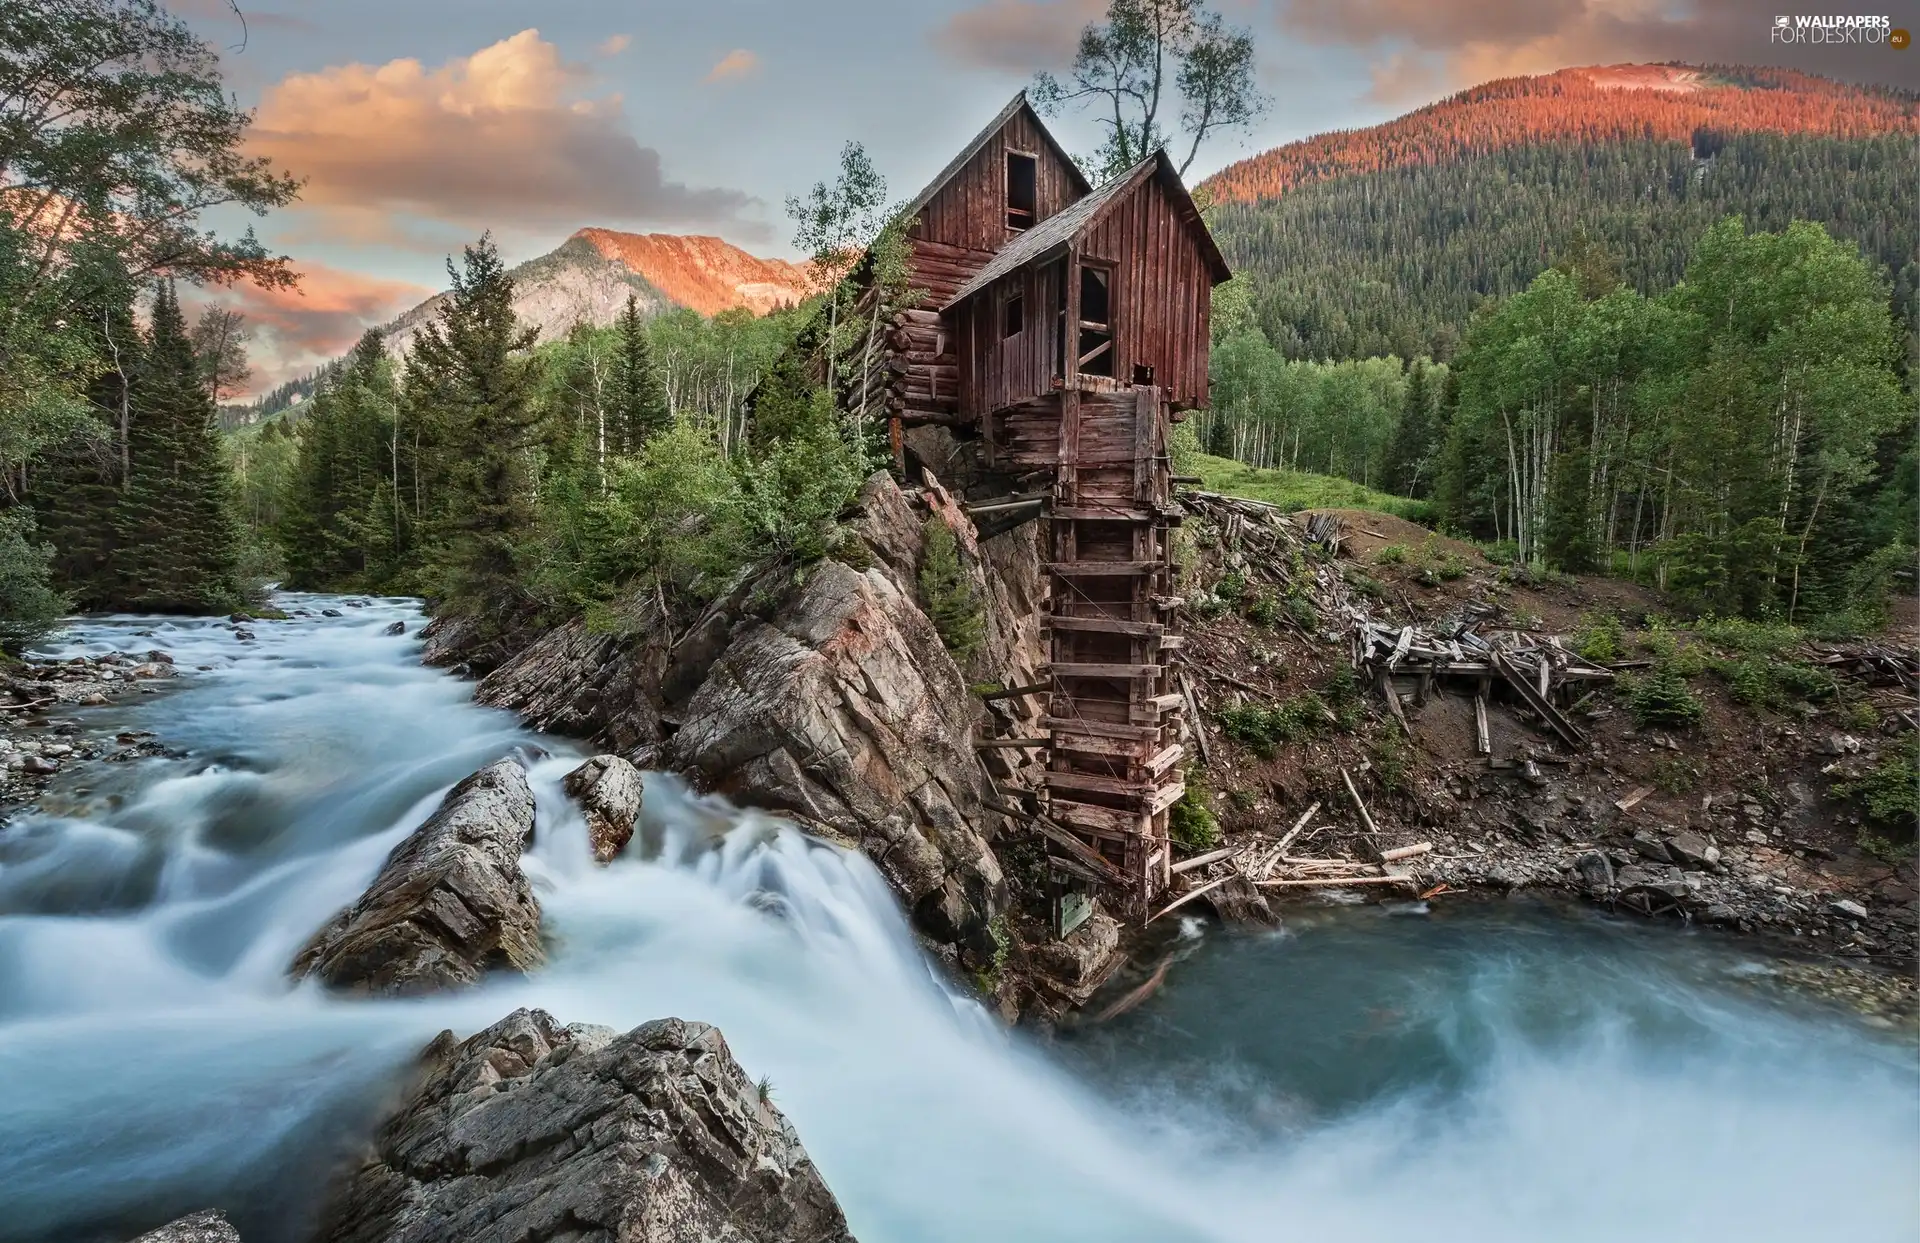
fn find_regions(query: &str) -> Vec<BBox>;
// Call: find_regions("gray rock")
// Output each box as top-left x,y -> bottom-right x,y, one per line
291,758 -> 542,996
1198,873 -> 1279,925
563,754 -> 645,864
316,1008 -> 854,1243
1664,830 -> 1716,869
1029,911 -> 1123,1007
21,755 -> 58,775
384,621 -> 406,637
1630,831 -> 1673,864
128,1210 -> 240,1243
1830,898 -> 1871,921
1573,851 -> 1614,891
322,608 -> 344,618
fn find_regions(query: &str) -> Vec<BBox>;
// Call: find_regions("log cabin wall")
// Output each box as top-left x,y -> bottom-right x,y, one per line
953,261 -> 1066,419
886,102 -> 1086,430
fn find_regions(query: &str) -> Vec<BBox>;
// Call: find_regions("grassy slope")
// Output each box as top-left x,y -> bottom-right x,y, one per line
1188,453 -> 1434,523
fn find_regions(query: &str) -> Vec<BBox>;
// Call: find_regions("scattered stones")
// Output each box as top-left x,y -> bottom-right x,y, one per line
127,1209 -> 241,1243
562,754 -> 645,864
1831,898 -> 1871,921
290,757 -> 543,996
314,1008 -> 855,1243
233,628 -> 256,641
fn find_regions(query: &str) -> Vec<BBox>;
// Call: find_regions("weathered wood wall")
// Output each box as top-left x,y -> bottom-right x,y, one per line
910,109 -> 1082,255
1076,173 -> 1215,411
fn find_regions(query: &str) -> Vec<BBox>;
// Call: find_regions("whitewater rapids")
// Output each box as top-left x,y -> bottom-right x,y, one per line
0,596 -> 1913,1243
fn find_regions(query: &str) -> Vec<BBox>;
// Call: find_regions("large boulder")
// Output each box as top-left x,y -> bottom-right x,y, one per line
128,1211 -> 240,1243
291,759 -> 543,995
564,754 -> 645,864
317,1008 -> 855,1243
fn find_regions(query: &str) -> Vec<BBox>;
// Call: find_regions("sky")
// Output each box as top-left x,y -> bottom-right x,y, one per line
172,0 -> 1918,394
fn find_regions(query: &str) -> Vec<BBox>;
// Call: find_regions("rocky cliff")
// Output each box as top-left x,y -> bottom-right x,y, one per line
465,442 -> 1067,993
316,1008 -> 855,1243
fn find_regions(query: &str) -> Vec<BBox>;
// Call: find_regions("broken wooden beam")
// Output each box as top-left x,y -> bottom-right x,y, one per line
1170,846 -> 1236,875
1147,875 -> 1232,923
1379,842 -> 1433,862
981,681 -> 1050,702
1491,651 -> 1588,749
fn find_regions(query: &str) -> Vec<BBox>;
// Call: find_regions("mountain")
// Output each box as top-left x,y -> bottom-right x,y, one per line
234,231 -> 810,425
1202,65 -> 1918,362
572,229 -> 812,316
1205,64 -> 1916,206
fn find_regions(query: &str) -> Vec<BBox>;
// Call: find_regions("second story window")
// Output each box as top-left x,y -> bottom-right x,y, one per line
1077,264 -> 1113,377
1002,290 -> 1024,339
1006,152 -> 1037,231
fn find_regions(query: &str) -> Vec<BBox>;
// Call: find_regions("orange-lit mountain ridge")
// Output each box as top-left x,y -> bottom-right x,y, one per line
572,229 -> 812,317
1202,63 -> 1918,206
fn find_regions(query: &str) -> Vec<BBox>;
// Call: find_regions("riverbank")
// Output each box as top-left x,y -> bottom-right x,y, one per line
0,596 -> 1913,1243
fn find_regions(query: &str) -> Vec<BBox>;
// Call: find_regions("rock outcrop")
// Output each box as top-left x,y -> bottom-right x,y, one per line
473,471 -> 1043,960
291,758 -> 543,995
318,1008 -> 855,1243
564,754 -> 645,864
128,1211 -> 241,1243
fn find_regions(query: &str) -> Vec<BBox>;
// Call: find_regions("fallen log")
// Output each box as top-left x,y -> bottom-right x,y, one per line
1147,875 -> 1232,923
1341,767 -> 1380,840
1257,875 -> 1413,889
1379,842 -> 1433,862
1170,846 -> 1236,875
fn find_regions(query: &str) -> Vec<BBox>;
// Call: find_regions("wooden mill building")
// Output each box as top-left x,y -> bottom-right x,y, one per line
873,93 -> 1230,920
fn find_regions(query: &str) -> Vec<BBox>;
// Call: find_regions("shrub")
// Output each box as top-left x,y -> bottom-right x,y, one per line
0,508 -> 67,653
1689,615 -> 1803,656
1834,735 -> 1919,829
1169,777 -> 1222,850
1373,543 -> 1411,566
1217,694 -> 1329,758
1623,666 -> 1705,729
1717,655 -> 1837,709
1573,612 -> 1625,664
1245,590 -> 1281,628
918,517 -> 984,660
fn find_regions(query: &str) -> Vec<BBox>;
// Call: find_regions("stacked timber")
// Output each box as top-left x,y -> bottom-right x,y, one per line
1040,385 -> 1185,919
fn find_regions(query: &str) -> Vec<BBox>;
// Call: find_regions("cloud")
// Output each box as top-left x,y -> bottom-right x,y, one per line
598,34 -> 631,55
246,30 -> 755,240
1276,0 -> 1920,101
932,0 -> 1104,73
185,262 -> 431,394
704,49 -> 760,82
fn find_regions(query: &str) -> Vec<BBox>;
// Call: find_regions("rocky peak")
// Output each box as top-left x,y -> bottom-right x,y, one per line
572,228 -> 813,316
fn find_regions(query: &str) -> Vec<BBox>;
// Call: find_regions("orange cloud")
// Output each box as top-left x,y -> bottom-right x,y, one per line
599,33 -> 632,55
932,0 -> 1104,72
1278,0 -> 1920,101
705,49 -> 760,82
186,262 -> 431,394
246,30 -> 753,240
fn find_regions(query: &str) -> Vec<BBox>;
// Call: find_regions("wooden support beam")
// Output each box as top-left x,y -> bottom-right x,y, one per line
981,681 -> 1050,702
1048,560 -> 1164,576
1045,616 -> 1165,638
1030,816 -> 1128,888
1491,652 -> 1588,749
974,737 -> 1048,750
1050,662 -> 1162,679
1474,693 -> 1491,756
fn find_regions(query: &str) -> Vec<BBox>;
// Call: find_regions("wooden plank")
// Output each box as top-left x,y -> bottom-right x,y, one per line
1049,799 -> 1139,834
1341,767 -> 1380,840
1045,615 -> 1165,638
1047,560 -> 1164,576
1148,875 -> 1231,924
981,681 -> 1050,702
1044,715 -> 1163,741
1030,815 -> 1128,887
1146,780 -> 1186,815
1473,693 -> 1491,756
1170,846 -> 1235,875
1258,875 -> 1409,889
1144,742 -> 1183,777
1047,769 -> 1155,800
1148,692 -> 1184,711
1491,651 -> 1588,749
1051,662 -> 1161,679
1052,732 -> 1153,759
974,737 -> 1048,750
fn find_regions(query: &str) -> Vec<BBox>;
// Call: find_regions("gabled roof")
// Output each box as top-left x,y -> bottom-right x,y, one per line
901,90 -> 1091,225
941,148 -> 1232,310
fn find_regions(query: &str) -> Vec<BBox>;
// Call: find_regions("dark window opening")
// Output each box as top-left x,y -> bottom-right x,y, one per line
1077,265 -> 1113,378
1006,152 -> 1037,230
1132,363 -> 1154,386
1002,291 -> 1024,339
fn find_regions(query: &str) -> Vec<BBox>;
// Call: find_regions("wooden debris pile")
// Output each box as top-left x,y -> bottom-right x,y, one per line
1352,616 -> 1614,751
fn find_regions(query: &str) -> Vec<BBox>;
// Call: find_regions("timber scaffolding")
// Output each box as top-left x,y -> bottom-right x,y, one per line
1032,383 -> 1186,921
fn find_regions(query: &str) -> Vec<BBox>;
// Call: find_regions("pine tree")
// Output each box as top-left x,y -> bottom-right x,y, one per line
1381,358 -> 1433,497
278,330 -> 403,589
405,235 -> 543,615
113,282 -> 244,612
610,295 -> 667,454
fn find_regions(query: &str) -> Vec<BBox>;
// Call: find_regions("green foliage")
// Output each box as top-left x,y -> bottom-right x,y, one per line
1653,755 -> 1700,795
1833,735 -> 1919,829
918,517 -> 985,661
1371,729 -> 1411,793
1622,666 -> 1706,729
1717,655 -> 1837,709
1372,543 -> 1410,566
1210,133 -> 1915,364
1169,776 -> 1222,851
0,509 -> 67,652
111,284 -> 245,612
970,913 -> 1013,995
1573,612 -> 1626,664
1217,694 -> 1327,758
1187,451 -> 1432,522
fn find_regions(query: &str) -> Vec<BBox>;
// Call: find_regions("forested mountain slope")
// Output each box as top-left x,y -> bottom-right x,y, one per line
1205,63 -> 1916,205
1201,65 -> 1917,362
1210,133 -> 1916,361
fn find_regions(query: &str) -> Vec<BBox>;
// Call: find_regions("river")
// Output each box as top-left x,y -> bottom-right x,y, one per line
0,595 -> 1914,1243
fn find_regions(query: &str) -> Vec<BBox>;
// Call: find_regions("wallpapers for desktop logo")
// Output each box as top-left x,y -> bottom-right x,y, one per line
1770,14 -> 1907,46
